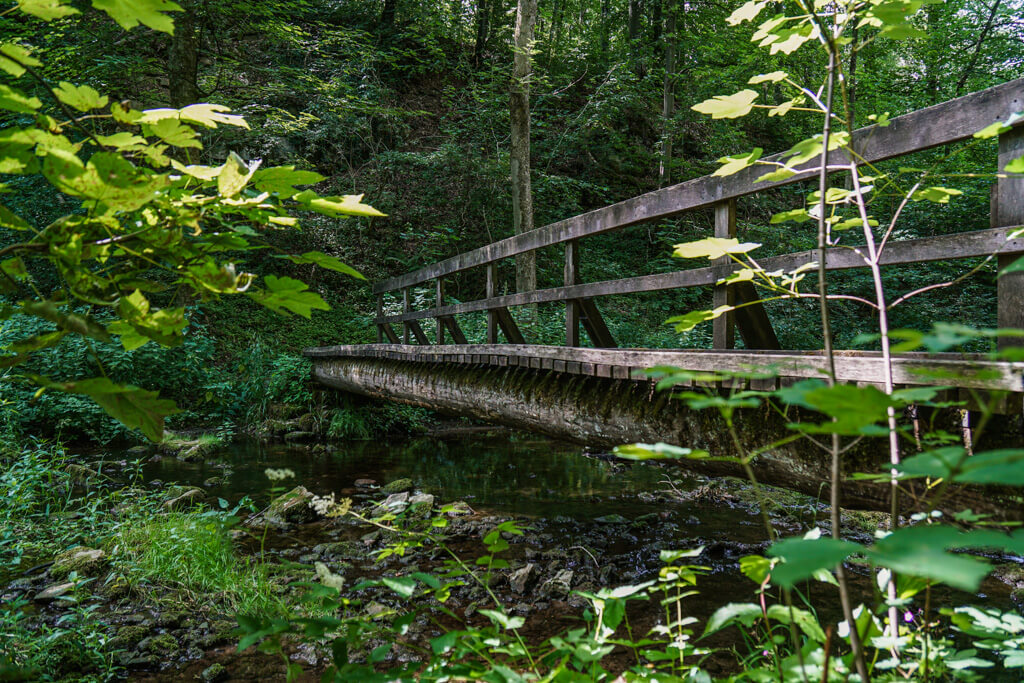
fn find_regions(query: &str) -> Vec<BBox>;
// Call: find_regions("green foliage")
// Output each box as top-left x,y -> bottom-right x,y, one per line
0,0 -> 373,442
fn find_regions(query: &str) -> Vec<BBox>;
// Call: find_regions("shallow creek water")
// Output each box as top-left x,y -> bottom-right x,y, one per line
110,428 -> 1018,680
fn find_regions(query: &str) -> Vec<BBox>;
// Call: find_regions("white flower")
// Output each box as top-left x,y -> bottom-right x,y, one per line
315,561 -> 345,590
264,468 -> 295,482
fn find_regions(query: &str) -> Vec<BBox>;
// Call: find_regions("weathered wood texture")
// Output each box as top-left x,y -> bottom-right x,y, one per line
310,356 -> 1023,517
374,78 -> 1024,294
377,226 -> 1024,324
997,126 -> 1024,348
305,344 -> 1024,397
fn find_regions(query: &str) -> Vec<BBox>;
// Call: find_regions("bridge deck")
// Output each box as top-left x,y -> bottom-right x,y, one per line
305,344 -> 1024,398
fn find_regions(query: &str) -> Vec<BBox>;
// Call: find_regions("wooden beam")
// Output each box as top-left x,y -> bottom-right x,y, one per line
495,307 -> 526,344
442,316 -> 468,344
486,263 -> 498,344
997,127 -> 1024,349
375,295 -> 384,343
436,279 -> 445,345
565,240 -> 580,346
374,79 -> 1024,294
402,287 -> 411,345
377,323 -> 400,344
407,319 -> 430,345
578,298 -> 616,348
712,200 -> 736,349
734,281 -> 782,350
305,343 -> 1024,394
376,227 -> 1024,325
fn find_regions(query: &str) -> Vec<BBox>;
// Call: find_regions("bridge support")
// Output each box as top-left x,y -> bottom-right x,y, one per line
310,354 -> 1023,519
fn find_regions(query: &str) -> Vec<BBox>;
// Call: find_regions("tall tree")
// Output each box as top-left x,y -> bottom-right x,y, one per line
511,0 -> 538,306
474,0 -> 490,67
658,0 -> 677,188
168,1 -> 200,107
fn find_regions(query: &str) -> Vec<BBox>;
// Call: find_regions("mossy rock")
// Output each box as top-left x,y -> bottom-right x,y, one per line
381,478 -> 413,495
98,574 -> 131,600
162,488 -> 205,512
201,663 -> 228,683
143,632 -> 179,655
109,625 -> 150,650
262,486 -> 315,525
51,547 -> 107,580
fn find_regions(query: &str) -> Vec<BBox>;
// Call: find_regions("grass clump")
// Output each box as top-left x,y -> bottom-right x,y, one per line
112,513 -> 282,616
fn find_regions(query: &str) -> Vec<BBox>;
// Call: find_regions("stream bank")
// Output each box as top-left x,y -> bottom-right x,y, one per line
1,433 -> 1020,681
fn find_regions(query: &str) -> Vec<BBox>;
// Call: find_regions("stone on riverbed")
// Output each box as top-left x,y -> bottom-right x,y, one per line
261,486 -> 316,525
381,478 -> 413,494
51,547 -> 107,579
200,663 -> 227,683
509,563 -> 536,593
539,569 -> 574,598
34,582 -> 75,602
284,431 -> 315,442
161,488 -> 205,512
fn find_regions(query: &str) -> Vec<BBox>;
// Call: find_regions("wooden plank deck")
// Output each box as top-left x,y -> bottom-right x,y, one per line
305,344 -> 1024,394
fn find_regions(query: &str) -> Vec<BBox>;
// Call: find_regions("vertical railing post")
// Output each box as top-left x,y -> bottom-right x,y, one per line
402,287 -> 411,345
565,240 -> 580,346
997,127 -> 1024,350
436,278 -> 446,345
486,263 -> 498,344
375,294 -> 383,343
712,199 -> 736,350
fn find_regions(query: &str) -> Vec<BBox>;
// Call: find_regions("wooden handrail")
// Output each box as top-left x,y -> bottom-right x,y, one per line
373,77 -> 1024,295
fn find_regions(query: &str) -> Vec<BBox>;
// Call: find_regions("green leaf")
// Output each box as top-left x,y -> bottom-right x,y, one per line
381,576 -> 416,598
91,0 -> 182,34
748,71 -> 787,84
767,536 -> 861,588
704,603 -> 762,635
283,251 -> 364,280
21,300 -> 111,342
673,237 -> 760,260
218,153 -> 258,197
293,190 -> 386,218
1005,155 -> 1024,174
31,375 -> 179,441
665,306 -> 734,332
145,117 -> 201,149
52,82 -> 108,112
179,103 -> 250,129
867,525 -> 992,592
479,609 -> 525,630
765,605 -> 827,643
692,89 -> 759,119
0,44 -> 42,78
912,186 -> 963,203
777,380 -> 895,435
713,148 -> 762,177
756,167 -> 796,183
727,1 -> 766,25
17,0 -> 79,20
1001,255 -> 1024,277
770,208 -> 812,224
739,555 -> 773,584
612,442 -> 708,461
247,275 -> 329,318
253,166 -> 324,197
0,84 -> 42,114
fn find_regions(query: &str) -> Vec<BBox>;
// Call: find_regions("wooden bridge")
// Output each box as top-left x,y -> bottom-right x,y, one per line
308,78 -> 1024,414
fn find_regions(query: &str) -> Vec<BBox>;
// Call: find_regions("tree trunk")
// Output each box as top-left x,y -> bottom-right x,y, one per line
652,0 -> 662,45
473,0 -> 489,67
658,3 -> 677,188
628,0 -> 641,69
511,0 -> 537,315
599,0 -> 610,59
168,4 -> 199,107
380,0 -> 398,43
547,0 -> 561,61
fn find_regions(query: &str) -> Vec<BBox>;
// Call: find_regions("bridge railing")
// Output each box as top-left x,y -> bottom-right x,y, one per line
371,79 -> 1024,353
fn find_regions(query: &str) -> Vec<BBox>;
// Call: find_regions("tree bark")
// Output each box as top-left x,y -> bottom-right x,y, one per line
511,0 -> 538,316
658,2 -> 677,188
473,0 -> 490,67
168,3 -> 200,107
380,0 -> 398,43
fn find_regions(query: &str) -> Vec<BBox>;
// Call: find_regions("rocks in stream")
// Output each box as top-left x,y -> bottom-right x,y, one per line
381,478 -> 413,494
539,569 -> 574,598
200,663 -> 228,682
254,485 -> 316,526
34,582 -> 75,602
509,563 -> 537,593
51,546 -> 107,579
162,487 -> 205,511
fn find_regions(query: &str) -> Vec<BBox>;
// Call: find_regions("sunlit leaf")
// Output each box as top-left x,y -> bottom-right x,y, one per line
912,186 -> 963,203
179,103 -> 250,129
17,0 -> 79,20
253,166 -> 325,197
0,84 -> 42,114
673,237 -> 760,260
283,251 -> 364,280
666,305 -> 734,332
692,89 -> 759,119
91,0 -> 182,34
247,275 -> 329,318
767,536 -> 861,588
713,148 -> 762,177
748,71 -> 787,84
704,603 -> 762,635
0,44 -> 42,78
612,442 -> 708,461
52,82 -> 108,112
